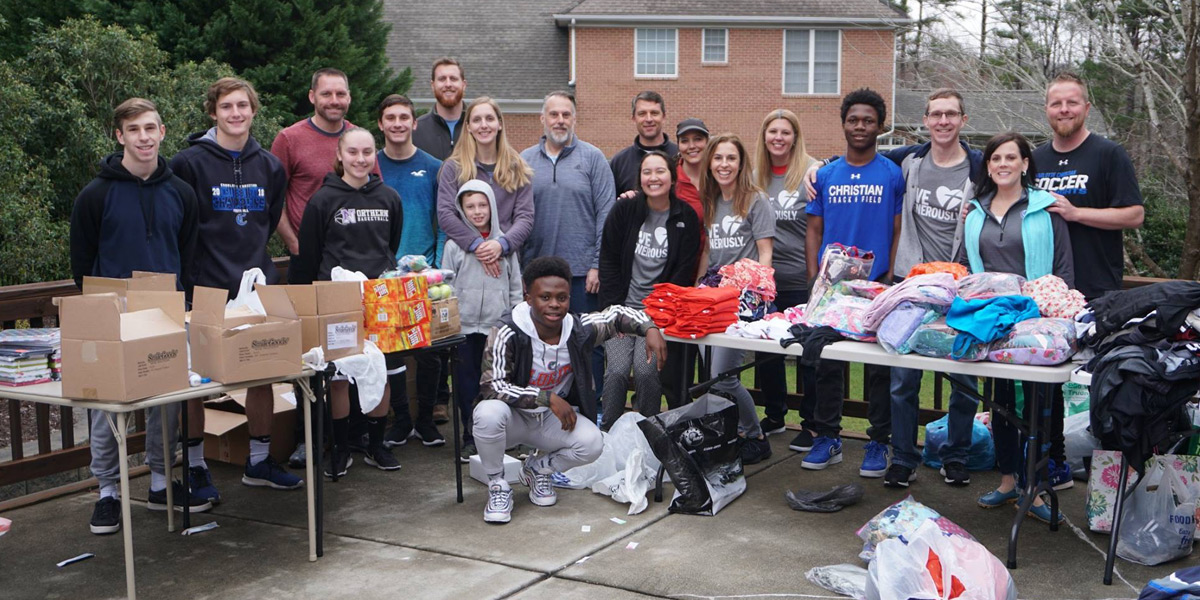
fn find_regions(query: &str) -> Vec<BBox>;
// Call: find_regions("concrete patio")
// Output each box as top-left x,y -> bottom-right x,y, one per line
0,435 -> 1181,599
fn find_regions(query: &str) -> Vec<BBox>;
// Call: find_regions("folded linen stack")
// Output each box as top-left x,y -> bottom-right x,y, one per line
643,283 -> 740,339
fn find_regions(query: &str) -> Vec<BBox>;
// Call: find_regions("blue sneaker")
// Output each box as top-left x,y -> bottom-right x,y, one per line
860,441 -> 889,478
188,466 -> 221,505
1049,459 -> 1074,490
242,456 -> 304,490
801,436 -> 843,470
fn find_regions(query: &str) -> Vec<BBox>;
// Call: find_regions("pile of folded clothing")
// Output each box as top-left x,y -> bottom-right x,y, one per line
644,283 -> 740,339
0,328 -> 60,387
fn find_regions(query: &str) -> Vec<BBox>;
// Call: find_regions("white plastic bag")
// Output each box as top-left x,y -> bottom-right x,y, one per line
333,340 -> 388,413
806,564 -> 868,599
592,448 -> 653,515
226,268 -> 267,315
561,412 -> 659,489
1063,411 -> 1100,479
1117,461 -> 1197,566
866,520 -> 1017,600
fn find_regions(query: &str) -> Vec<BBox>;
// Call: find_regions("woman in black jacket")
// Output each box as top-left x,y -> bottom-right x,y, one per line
597,150 -> 701,431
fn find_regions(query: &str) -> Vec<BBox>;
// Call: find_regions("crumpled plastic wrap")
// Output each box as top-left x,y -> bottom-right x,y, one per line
986,317 -> 1078,366
957,271 -> 1025,300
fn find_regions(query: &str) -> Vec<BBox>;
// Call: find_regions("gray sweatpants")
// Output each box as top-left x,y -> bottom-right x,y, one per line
707,346 -> 763,439
89,404 -> 179,490
600,335 -> 662,430
473,399 -> 602,477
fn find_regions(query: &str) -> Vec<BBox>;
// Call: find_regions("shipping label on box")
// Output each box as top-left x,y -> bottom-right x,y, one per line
430,297 -> 460,340
361,275 -> 429,304
298,311 -> 364,360
366,322 -> 431,352
365,298 -> 430,328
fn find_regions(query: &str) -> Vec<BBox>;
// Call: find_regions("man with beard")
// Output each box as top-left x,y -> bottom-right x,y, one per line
413,57 -> 466,160
520,91 -> 616,396
609,91 -> 677,196
1032,71 -> 1144,489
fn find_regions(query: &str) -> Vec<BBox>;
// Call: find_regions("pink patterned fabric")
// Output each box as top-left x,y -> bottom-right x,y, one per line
1021,274 -> 1087,319
718,258 -> 777,301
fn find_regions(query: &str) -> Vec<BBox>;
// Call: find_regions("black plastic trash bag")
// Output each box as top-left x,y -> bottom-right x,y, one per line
638,394 -> 746,515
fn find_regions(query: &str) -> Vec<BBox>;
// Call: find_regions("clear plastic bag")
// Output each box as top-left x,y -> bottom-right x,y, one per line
986,317 -> 1078,366
806,564 -> 868,599
1117,461 -> 1197,566
957,272 -> 1025,300
225,268 -> 266,315
866,520 -> 1017,600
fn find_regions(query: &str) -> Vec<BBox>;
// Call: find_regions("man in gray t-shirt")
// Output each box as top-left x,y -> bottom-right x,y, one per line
911,157 -> 970,263
626,208 -> 670,307
706,195 -> 776,269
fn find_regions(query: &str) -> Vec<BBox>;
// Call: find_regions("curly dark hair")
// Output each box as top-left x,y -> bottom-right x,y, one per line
522,256 -> 573,291
840,88 -> 887,125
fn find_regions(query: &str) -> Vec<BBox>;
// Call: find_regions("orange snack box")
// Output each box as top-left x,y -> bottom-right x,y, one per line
364,298 -> 431,328
361,274 -> 429,304
366,323 -> 431,352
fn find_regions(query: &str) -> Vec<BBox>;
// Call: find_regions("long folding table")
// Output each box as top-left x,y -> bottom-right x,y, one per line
668,332 -> 1076,569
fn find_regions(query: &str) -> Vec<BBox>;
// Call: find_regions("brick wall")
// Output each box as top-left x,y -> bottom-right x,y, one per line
504,113 -> 544,153
574,27 -> 896,161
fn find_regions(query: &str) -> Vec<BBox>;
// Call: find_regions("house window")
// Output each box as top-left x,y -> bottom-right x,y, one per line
783,29 -> 840,95
635,28 -> 678,77
702,28 -> 727,63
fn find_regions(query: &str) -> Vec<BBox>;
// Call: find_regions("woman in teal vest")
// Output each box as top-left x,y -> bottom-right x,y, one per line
961,131 -> 1074,524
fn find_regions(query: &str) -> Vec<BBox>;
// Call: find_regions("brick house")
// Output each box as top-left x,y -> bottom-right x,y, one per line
383,0 -> 907,158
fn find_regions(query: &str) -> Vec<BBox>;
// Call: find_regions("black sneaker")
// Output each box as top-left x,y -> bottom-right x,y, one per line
459,441 -> 476,464
364,446 -> 402,471
347,432 -> 370,455
414,421 -> 446,447
788,429 -> 815,452
740,436 -> 772,465
147,482 -> 213,512
883,464 -> 917,488
90,496 -> 121,535
382,426 -> 411,449
940,461 -> 971,487
288,442 -> 306,469
760,415 -> 787,436
324,450 -> 353,478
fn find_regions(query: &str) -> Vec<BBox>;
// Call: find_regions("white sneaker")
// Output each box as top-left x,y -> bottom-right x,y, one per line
484,479 -> 513,524
519,455 -> 558,507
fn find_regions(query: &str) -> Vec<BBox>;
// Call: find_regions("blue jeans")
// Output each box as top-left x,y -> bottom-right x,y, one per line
890,367 -> 978,469
570,275 -> 604,399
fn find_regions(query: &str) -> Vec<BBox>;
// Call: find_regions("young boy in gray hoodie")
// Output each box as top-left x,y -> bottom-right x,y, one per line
442,179 -> 524,459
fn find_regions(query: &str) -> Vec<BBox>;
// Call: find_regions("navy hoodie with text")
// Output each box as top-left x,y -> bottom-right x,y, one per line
289,173 -> 404,283
69,152 -> 199,291
169,128 -> 287,296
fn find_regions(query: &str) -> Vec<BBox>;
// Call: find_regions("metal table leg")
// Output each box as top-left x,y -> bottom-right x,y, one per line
304,380 -> 317,562
180,403 -> 191,530
109,412 -> 137,600
161,408 -> 174,533
313,373 -> 326,557
1104,452 -> 1132,585
451,347 -> 463,503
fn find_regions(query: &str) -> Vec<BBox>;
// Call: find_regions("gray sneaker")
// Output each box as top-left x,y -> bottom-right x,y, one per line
288,442 -> 307,469
484,479 -> 513,524
519,455 -> 557,507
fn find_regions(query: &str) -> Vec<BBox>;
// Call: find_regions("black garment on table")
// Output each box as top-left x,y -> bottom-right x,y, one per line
780,324 -> 845,367
1085,281 -> 1200,343
1088,341 -> 1200,474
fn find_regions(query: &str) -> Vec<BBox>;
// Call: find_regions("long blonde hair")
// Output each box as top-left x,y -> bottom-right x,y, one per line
698,134 -> 760,229
447,96 -> 532,192
753,109 -> 813,194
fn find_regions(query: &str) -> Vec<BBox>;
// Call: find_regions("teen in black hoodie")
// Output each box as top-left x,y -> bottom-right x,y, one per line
289,127 -> 403,477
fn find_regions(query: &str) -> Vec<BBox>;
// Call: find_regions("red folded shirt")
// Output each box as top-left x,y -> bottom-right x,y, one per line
644,284 -> 740,338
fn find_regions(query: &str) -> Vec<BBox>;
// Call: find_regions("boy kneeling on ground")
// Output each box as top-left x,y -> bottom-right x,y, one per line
476,256 -> 667,524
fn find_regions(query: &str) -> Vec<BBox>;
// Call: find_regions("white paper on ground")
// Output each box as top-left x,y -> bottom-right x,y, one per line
625,542 -> 639,550
182,522 -> 220,536
610,517 -> 626,525
581,525 -> 591,533
57,553 -> 94,568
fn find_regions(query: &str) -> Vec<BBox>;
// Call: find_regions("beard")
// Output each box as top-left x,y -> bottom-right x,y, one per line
545,126 -> 573,146
1051,116 -> 1084,139
436,88 -> 464,109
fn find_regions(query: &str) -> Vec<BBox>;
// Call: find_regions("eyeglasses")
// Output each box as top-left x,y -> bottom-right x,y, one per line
925,111 -> 963,121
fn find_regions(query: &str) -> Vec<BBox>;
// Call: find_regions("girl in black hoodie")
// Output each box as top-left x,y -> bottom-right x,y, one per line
291,127 -> 404,476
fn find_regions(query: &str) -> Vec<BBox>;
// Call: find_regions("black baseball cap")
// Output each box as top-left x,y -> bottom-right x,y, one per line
676,118 -> 709,138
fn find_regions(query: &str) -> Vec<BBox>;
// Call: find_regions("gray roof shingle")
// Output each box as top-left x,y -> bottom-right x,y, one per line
382,1 -> 579,103
561,0 -> 907,21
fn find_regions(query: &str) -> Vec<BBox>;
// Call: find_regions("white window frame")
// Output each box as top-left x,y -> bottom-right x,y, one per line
634,28 -> 679,79
781,29 -> 842,96
701,28 -> 728,64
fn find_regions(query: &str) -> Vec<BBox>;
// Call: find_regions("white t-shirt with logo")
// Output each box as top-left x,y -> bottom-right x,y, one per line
706,193 -> 776,269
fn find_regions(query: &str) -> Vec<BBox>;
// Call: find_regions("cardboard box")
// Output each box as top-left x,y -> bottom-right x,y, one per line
60,291 -> 188,402
81,271 -> 177,297
468,453 -> 522,485
362,274 -> 428,304
430,297 -> 461,340
364,298 -> 431,328
366,322 -> 431,352
276,283 -> 364,360
202,383 -> 297,465
189,285 -> 303,384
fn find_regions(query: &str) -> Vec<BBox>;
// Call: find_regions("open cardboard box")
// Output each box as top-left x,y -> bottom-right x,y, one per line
81,271 -> 177,297
430,297 -> 460,340
189,285 -> 303,384
273,282 -> 364,361
202,383 -> 297,465
59,291 -> 188,402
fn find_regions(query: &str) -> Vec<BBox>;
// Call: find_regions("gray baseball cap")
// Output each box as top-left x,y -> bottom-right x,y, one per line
676,118 -> 709,138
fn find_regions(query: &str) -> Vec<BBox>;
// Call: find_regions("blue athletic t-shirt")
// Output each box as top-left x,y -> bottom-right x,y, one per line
807,154 -> 905,281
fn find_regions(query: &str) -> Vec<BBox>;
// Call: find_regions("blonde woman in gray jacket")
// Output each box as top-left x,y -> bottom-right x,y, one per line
443,179 -> 524,459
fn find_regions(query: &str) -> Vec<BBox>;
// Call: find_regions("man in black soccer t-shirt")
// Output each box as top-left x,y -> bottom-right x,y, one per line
1032,72 -> 1144,301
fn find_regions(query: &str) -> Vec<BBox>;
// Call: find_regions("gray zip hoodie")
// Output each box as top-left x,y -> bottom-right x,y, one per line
442,179 -> 524,335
